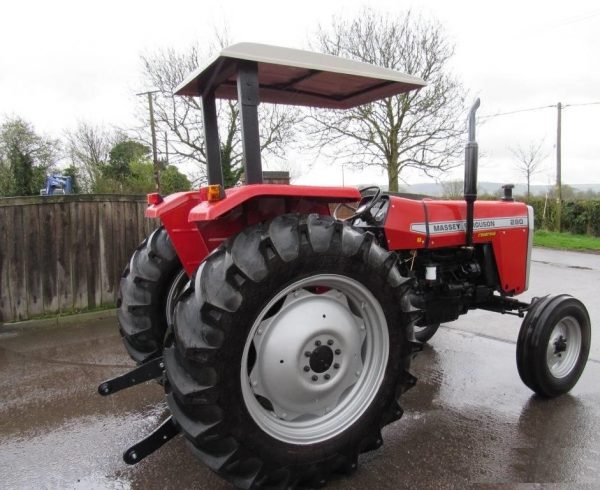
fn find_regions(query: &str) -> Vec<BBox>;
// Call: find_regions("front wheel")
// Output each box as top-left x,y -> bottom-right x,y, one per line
413,323 -> 440,343
516,294 -> 591,398
165,214 -> 418,488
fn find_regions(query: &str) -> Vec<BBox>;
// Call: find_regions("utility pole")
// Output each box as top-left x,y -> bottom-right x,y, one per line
556,102 -> 562,232
164,131 -> 169,166
137,90 -> 161,192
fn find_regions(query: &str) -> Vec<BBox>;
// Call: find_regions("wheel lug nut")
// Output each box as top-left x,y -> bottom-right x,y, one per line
305,351 -> 311,357
303,366 -> 310,372
335,349 -> 341,355
334,363 -> 340,369
312,375 -> 318,381
327,339 -> 334,345
324,374 -> 331,380
315,340 -> 321,346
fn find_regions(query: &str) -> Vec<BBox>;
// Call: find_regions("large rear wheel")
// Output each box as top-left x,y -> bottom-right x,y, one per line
117,227 -> 187,363
165,214 -> 418,488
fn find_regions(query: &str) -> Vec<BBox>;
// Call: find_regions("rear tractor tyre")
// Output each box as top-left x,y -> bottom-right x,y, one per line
517,294 -> 591,398
118,227 -> 187,363
413,323 -> 440,343
165,214 -> 419,488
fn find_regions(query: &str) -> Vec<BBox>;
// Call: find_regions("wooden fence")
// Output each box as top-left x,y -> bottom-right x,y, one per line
0,195 -> 156,323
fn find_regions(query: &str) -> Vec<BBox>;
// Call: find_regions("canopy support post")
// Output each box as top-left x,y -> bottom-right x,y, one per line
202,91 -> 224,187
237,61 -> 263,185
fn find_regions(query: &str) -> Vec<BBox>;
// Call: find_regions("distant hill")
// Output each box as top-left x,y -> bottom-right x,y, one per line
400,182 -> 600,197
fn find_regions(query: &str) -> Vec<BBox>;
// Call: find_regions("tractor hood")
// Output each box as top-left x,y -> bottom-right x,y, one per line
174,42 -> 426,109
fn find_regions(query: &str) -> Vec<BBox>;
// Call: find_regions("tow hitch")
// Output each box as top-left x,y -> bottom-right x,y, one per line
123,416 -> 180,465
98,357 -> 165,396
98,356 -> 180,464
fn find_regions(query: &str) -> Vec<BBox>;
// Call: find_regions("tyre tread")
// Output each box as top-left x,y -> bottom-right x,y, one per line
118,227 -> 183,363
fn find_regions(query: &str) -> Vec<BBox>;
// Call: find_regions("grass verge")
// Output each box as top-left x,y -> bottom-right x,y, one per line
534,230 -> 600,252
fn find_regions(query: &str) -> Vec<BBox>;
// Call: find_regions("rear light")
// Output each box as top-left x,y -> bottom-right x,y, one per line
207,184 -> 224,202
147,193 -> 163,205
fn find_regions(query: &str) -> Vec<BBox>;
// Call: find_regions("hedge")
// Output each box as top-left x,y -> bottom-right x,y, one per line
526,197 -> 600,236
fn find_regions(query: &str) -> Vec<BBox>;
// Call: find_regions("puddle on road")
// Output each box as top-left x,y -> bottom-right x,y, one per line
0,407 -> 165,489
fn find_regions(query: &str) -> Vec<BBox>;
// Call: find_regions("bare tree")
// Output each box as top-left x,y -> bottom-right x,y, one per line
510,140 -> 546,199
307,9 -> 466,192
441,179 -> 464,199
265,159 -> 304,184
65,121 -> 123,192
138,36 -> 299,187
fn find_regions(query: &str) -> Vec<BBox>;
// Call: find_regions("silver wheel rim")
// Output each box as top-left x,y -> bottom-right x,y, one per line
241,274 -> 389,445
546,316 -> 582,379
166,269 -> 187,327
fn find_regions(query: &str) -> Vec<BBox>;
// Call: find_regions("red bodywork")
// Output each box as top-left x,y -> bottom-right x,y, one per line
385,196 -> 530,295
146,185 -> 360,275
147,186 -> 531,295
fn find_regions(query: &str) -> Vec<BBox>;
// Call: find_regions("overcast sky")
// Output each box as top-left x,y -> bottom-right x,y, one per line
1,0 -> 599,188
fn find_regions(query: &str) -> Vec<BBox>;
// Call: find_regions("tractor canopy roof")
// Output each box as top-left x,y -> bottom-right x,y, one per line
174,43 -> 426,109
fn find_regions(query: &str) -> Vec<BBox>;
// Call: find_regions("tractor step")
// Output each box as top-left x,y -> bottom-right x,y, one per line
97,357 -> 164,396
123,416 -> 180,465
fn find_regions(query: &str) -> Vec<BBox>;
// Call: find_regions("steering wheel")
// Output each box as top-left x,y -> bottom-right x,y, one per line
333,186 -> 382,222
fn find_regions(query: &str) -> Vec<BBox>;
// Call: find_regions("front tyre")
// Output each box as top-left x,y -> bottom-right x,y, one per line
413,323 -> 440,343
165,214 -> 418,488
517,294 -> 591,398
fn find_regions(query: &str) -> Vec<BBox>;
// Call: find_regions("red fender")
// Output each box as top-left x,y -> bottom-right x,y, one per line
146,185 -> 360,275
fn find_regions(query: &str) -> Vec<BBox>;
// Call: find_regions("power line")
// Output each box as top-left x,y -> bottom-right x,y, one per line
547,9 -> 600,29
564,101 -> 600,108
480,104 -> 554,120
512,8 -> 600,40
481,100 -> 600,120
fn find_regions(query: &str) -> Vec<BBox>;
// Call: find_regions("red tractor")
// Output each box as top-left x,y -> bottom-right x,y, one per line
99,43 -> 591,488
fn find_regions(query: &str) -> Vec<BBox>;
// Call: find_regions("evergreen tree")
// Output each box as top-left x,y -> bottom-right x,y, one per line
0,117 -> 58,196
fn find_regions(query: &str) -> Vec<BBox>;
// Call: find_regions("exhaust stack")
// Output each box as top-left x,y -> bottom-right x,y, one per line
464,98 -> 481,247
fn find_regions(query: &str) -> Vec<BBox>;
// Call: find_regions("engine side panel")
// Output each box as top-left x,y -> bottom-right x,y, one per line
385,197 -> 530,294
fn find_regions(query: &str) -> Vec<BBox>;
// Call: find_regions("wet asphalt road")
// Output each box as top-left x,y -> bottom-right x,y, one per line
1,248 -> 598,489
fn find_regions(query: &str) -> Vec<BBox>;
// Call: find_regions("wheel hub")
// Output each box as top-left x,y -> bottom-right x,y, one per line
249,289 -> 365,420
546,316 -> 582,378
553,335 -> 567,354
309,345 -> 334,373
